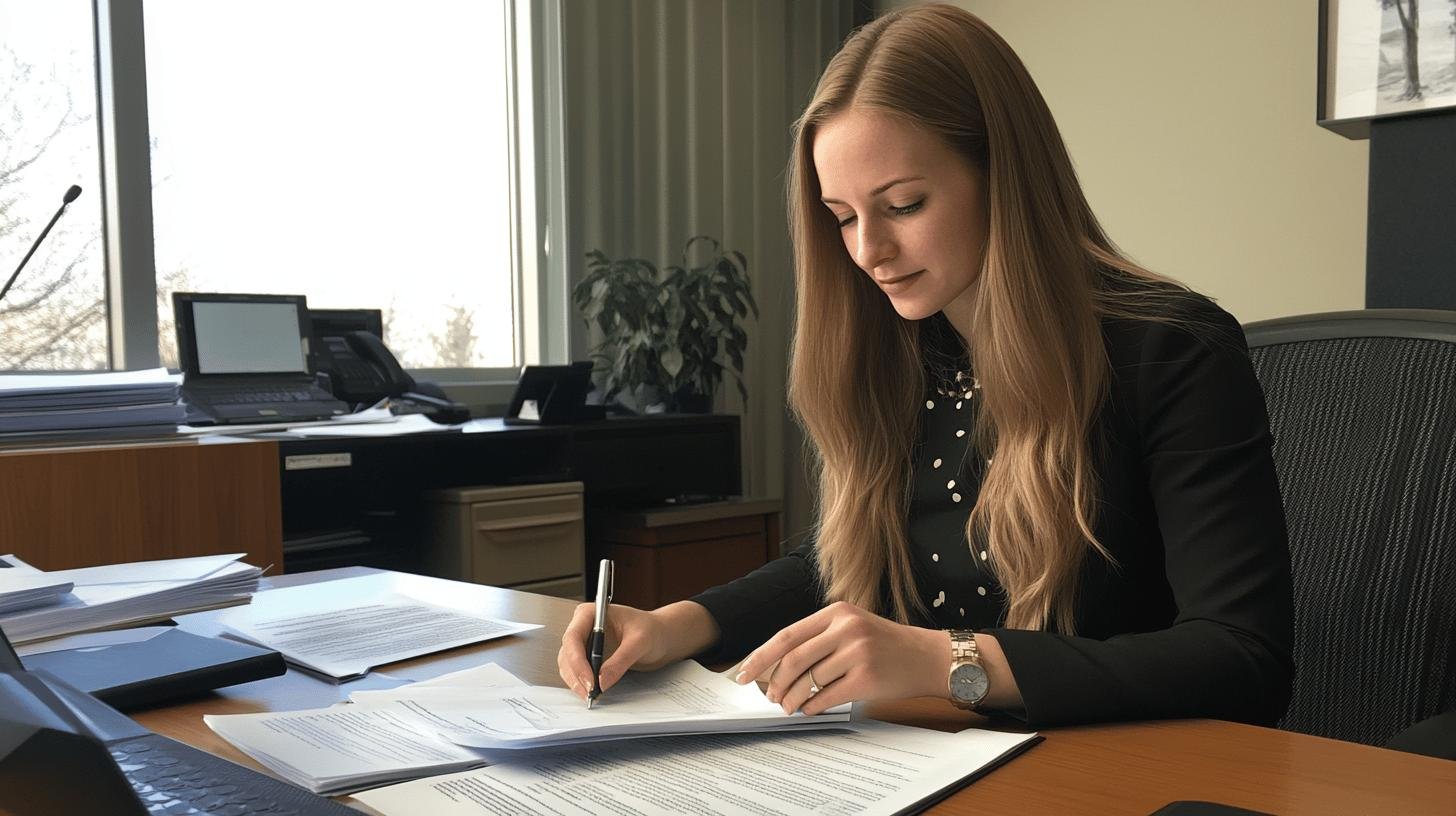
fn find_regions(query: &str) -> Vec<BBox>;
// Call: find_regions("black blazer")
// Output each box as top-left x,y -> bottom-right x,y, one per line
691,291 -> 1295,728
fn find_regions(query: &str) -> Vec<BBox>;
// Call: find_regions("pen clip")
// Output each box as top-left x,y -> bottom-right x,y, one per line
606,562 -> 615,604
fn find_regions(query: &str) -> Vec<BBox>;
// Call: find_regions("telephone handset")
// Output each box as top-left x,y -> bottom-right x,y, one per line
314,330 -> 471,424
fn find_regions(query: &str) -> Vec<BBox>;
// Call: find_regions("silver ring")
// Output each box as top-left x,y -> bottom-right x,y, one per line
807,669 -> 821,696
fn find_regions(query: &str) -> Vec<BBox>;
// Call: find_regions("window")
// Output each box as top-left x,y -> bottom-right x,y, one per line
1,0 -> 563,384
145,0 -> 519,370
0,1 -> 107,370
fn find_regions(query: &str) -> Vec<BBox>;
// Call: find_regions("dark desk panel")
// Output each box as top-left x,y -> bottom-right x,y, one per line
275,415 -> 740,573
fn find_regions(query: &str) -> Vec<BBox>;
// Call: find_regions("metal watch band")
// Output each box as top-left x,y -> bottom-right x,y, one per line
949,629 -> 980,663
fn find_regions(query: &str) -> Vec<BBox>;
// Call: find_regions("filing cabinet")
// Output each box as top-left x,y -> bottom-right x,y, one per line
593,497 -> 781,609
422,481 -> 585,599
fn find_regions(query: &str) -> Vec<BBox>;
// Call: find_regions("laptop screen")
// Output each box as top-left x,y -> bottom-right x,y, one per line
177,295 -> 311,376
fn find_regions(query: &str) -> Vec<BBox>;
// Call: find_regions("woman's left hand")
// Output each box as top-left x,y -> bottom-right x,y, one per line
733,601 -> 950,716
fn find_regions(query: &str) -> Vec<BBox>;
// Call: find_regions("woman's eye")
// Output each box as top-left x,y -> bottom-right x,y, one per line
833,198 -> 921,228
890,199 -> 924,216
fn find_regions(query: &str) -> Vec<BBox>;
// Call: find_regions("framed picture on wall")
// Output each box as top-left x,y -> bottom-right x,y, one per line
1318,0 -> 1456,139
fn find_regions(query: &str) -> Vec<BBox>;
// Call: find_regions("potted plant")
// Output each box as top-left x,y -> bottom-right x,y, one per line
572,235 -> 758,413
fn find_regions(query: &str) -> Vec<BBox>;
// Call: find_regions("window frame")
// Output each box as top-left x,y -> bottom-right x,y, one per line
91,0 -> 568,409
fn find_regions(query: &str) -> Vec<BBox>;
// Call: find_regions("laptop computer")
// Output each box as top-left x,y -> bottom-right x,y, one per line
0,623 -> 354,815
174,292 -> 350,424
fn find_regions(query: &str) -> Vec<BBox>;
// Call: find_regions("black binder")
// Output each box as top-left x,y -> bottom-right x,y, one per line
18,628 -> 286,710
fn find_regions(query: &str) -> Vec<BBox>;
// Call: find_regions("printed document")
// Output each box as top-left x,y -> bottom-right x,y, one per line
204,662 -> 529,794
354,720 -> 1041,816
217,594 -> 540,679
351,659 -> 854,749
205,660 -> 851,795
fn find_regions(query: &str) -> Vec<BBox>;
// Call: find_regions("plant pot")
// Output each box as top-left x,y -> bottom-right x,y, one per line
668,387 -> 713,414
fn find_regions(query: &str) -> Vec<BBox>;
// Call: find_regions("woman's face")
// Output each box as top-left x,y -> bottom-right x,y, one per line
812,109 -> 988,321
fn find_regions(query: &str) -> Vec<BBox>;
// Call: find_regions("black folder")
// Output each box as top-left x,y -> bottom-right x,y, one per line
18,628 -> 286,710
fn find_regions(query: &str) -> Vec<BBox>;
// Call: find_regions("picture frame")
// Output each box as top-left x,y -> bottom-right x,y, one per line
1318,0 -> 1456,139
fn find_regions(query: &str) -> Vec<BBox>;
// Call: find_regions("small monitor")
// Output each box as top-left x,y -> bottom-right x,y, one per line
505,362 -> 601,424
173,293 -> 312,377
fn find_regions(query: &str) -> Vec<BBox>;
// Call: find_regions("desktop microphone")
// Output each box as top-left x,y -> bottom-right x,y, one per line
0,184 -> 83,304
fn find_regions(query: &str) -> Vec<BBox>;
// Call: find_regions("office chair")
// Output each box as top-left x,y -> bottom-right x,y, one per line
1244,309 -> 1456,753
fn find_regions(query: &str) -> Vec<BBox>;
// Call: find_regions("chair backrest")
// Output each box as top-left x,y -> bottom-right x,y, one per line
1245,309 -> 1456,746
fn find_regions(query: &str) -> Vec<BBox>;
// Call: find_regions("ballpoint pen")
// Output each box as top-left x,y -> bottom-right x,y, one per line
587,558 -> 614,709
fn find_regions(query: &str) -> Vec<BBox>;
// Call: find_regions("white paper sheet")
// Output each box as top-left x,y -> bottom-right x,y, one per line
0,555 -> 260,644
203,661 -> 530,794
46,553 -> 245,585
371,660 -> 853,750
283,413 -> 456,437
0,367 -> 180,393
12,625 -> 170,657
206,703 -> 492,794
217,594 -> 541,679
351,662 -> 532,701
354,720 -> 1040,816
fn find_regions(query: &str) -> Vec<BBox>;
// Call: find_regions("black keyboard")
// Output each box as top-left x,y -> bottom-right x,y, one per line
111,734 -> 354,815
224,389 -> 319,404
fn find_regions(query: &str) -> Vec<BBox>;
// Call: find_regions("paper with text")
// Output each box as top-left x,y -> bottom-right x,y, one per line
217,595 -> 540,679
359,660 -> 854,750
354,720 -> 1040,816
202,661 -> 529,794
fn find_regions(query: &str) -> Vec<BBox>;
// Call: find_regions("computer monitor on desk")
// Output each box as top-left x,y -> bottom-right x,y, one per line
173,292 -> 349,424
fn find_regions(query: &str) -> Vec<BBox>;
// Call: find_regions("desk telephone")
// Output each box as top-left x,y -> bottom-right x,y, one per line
312,330 -> 471,424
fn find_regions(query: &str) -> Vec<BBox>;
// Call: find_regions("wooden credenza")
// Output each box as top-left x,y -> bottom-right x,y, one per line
0,438 -> 283,571
594,497 -> 782,609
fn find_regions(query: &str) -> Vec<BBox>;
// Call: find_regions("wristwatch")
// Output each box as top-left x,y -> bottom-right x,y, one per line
947,629 -> 990,710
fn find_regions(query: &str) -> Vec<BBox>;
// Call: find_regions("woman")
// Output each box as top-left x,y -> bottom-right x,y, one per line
558,3 -> 1293,728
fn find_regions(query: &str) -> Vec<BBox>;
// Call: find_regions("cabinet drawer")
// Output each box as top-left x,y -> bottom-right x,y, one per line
512,574 -> 585,600
470,495 -> 583,586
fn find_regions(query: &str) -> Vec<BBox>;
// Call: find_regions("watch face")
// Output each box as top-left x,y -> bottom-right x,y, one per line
950,662 -> 989,704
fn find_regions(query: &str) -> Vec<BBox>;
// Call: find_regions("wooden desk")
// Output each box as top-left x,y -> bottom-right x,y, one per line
138,569 -> 1456,815
0,436 -> 283,571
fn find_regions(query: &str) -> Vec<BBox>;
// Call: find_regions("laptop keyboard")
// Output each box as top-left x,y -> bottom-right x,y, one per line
225,388 -> 320,404
111,735 -> 344,815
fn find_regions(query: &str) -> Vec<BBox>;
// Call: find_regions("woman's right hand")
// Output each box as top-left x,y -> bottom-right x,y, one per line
557,602 -> 671,699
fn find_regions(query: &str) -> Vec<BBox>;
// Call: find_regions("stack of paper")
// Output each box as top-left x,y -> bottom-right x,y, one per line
205,663 -> 527,795
0,556 -> 73,614
0,553 -> 261,645
0,368 -> 184,437
205,660 -> 854,795
214,588 -> 541,680
354,721 -> 1041,816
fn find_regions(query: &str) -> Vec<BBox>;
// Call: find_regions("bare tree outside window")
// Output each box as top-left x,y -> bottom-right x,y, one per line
0,44 -> 107,371
430,305 -> 478,369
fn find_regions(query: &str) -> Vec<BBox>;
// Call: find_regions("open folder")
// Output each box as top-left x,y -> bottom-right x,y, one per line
354,720 -> 1041,816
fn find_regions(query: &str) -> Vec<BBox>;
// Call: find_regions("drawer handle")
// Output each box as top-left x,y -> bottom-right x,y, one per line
475,513 -> 581,532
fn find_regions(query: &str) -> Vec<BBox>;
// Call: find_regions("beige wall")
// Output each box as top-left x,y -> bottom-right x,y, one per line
882,0 -> 1368,323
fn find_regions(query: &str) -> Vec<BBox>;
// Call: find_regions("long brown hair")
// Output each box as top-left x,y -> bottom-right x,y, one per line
788,4 -> 1185,633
